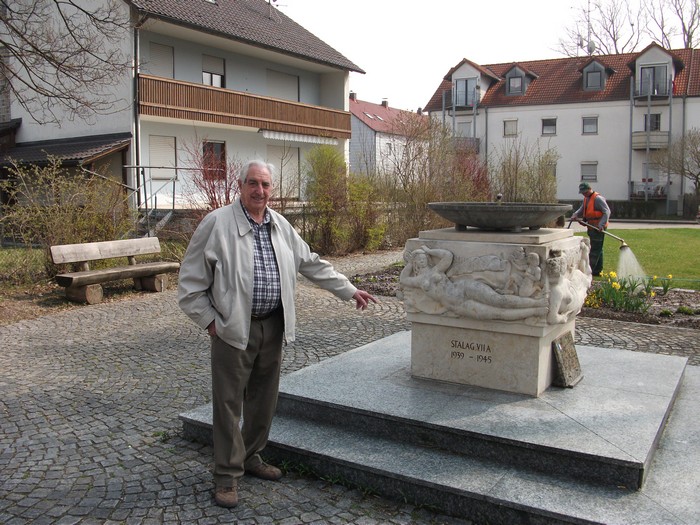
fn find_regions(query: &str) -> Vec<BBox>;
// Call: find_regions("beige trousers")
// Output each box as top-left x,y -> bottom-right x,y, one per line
210,309 -> 284,487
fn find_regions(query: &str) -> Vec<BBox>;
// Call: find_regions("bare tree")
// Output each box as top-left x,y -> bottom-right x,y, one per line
558,0 -> 699,57
558,0 -> 644,57
651,128 -> 700,197
646,0 -> 700,48
0,0 -> 132,125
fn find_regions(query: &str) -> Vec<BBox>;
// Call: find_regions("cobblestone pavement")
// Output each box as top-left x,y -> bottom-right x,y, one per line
1,249 -> 697,524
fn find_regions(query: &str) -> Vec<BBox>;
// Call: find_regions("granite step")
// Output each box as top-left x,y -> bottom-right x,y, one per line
179,332 -> 691,524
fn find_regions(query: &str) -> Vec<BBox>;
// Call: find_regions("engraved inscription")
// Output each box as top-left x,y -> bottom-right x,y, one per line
449,340 -> 493,364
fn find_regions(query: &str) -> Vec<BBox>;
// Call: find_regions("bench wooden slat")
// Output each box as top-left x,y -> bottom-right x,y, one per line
55,262 -> 180,287
50,238 -> 162,264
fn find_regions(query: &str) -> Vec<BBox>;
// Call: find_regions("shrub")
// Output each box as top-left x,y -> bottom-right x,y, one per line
0,157 -> 135,277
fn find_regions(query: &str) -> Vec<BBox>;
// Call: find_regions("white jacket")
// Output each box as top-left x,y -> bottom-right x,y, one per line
177,200 -> 357,349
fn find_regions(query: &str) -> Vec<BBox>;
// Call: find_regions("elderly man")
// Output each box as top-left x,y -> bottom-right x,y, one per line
571,181 -> 611,276
178,160 -> 377,508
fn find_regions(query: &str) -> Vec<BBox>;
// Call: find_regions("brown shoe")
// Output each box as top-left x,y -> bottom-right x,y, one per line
246,462 -> 283,481
214,485 -> 239,508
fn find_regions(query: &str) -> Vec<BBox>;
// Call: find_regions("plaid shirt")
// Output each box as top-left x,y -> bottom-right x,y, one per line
243,206 -> 281,316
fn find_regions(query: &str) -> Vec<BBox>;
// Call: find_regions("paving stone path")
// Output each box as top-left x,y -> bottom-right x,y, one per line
1,249 -> 697,524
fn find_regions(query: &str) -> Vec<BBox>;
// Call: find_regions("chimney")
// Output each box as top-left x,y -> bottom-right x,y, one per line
381,98 -> 388,108
350,91 -> 357,101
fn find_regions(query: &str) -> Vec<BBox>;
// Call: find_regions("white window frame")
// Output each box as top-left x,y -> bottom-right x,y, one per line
583,116 -> 598,135
503,119 -> 518,137
644,113 -> 661,132
542,118 -> 557,135
580,162 -> 598,182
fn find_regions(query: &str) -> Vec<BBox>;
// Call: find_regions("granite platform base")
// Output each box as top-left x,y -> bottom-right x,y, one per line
180,331 -> 699,525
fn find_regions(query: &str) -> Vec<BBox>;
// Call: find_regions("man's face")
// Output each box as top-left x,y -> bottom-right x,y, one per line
581,189 -> 593,197
239,164 -> 272,217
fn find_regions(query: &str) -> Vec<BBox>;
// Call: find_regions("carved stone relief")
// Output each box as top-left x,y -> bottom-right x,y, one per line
399,239 -> 592,325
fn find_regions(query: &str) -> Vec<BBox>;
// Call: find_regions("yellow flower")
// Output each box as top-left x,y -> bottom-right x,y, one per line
612,282 -> 621,290
651,291 -> 656,297
609,271 -> 617,279
667,274 -> 673,279
653,275 -> 658,280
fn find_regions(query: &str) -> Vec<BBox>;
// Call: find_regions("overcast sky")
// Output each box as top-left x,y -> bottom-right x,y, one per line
279,0 -> 579,111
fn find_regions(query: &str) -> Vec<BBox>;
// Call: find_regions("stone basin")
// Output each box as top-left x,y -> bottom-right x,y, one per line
428,202 -> 572,232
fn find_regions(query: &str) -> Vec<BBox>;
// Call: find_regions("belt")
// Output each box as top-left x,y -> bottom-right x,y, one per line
251,306 -> 281,321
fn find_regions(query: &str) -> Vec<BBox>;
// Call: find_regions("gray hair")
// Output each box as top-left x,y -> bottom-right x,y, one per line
239,160 -> 275,183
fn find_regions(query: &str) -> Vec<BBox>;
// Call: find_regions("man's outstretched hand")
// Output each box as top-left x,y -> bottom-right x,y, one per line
352,290 -> 378,310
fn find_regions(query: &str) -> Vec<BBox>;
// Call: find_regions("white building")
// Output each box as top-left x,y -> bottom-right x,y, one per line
423,44 -> 699,214
0,0 -> 363,211
348,93 -> 427,176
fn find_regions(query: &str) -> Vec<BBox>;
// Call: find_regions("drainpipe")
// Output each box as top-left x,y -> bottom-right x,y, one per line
484,106 -> 489,171
133,13 -> 148,209
666,75 -> 673,215
680,93 -> 688,216
628,77 -> 633,199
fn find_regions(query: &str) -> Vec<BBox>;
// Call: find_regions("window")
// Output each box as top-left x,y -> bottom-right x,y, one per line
585,70 -> 602,90
503,119 -> 518,137
583,116 -> 598,134
457,120 -> 473,138
203,141 -> 226,180
580,162 -> 598,182
508,76 -> 523,95
455,77 -> 478,106
149,136 -> 176,180
644,113 -> 661,132
267,69 -> 299,102
640,65 -> 668,96
542,118 -> 557,135
202,55 -> 225,87
148,43 -> 174,78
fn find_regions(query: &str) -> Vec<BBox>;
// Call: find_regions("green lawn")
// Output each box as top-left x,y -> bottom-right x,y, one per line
576,228 -> 700,290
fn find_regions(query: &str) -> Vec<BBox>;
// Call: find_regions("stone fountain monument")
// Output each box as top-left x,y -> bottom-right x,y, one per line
400,202 -> 590,396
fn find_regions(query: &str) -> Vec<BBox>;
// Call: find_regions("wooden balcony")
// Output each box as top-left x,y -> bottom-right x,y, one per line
138,75 -> 351,140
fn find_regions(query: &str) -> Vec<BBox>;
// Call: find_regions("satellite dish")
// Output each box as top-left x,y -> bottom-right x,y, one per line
587,41 -> 596,54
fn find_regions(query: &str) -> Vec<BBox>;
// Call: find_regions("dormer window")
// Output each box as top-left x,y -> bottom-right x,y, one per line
504,66 -> 529,96
582,62 -> 606,91
640,65 -> 668,96
586,70 -> 602,89
508,76 -> 523,95
455,77 -> 478,106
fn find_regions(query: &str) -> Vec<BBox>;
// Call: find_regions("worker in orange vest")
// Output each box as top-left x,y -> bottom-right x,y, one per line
571,182 -> 610,277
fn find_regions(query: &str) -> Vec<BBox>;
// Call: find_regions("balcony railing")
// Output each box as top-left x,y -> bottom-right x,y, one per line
631,130 -> 669,150
138,75 -> 351,139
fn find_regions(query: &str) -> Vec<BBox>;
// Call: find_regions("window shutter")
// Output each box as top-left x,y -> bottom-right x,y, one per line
203,55 -> 224,75
149,43 -> 174,78
149,136 -> 177,180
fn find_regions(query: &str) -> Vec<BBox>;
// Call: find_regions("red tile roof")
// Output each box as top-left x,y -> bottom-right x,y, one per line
128,0 -> 364,73
423,46 -> 700,112
349,97 -> 425,134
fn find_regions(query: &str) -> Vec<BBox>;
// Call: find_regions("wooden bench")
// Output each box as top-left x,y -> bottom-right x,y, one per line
50,237 -> 180,304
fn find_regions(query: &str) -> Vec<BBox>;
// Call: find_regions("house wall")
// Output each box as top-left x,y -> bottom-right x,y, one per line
11,0 -> 133,143
349,116 -> 376,175
138,119 -> 329,208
